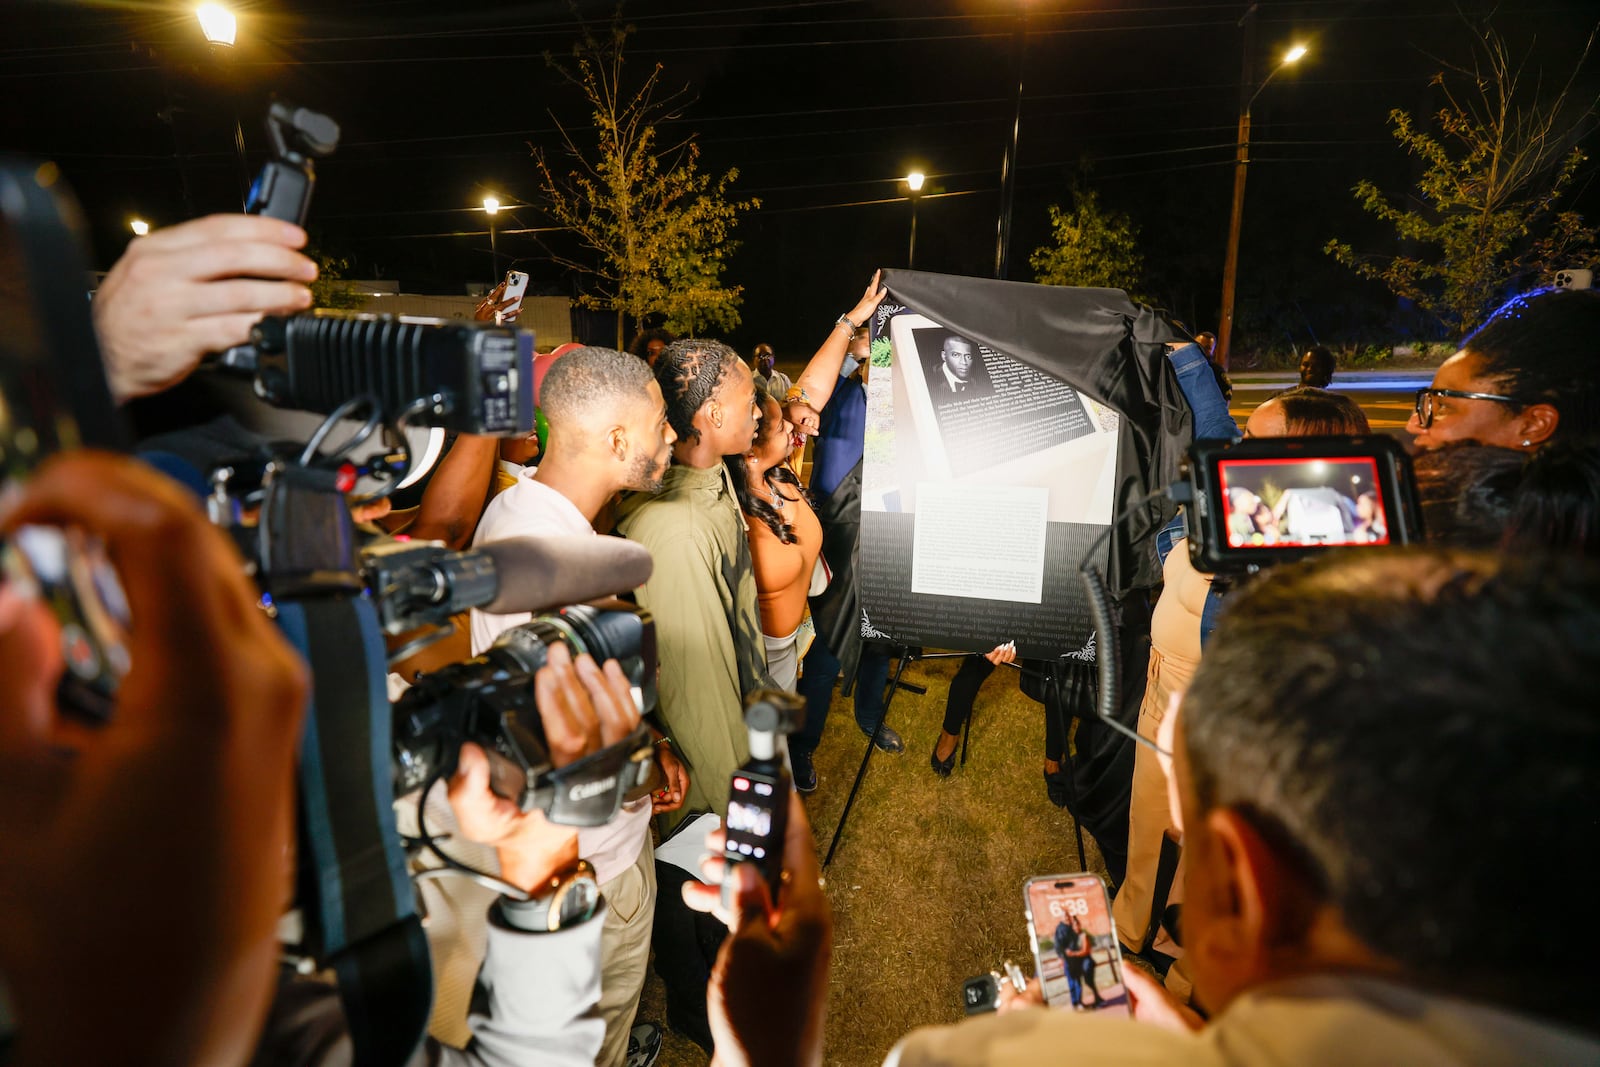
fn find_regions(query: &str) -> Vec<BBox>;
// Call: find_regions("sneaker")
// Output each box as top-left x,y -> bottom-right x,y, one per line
626,1022 -> 662,1067
859,722 -> 906,754
792,748 -> 818,793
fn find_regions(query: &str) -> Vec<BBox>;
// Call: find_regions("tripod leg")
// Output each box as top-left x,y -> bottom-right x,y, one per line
824,648 -> 913,868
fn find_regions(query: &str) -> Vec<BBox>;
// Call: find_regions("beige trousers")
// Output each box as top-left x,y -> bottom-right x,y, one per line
594,836 -> 658,1067
1113,645 -> 1188,956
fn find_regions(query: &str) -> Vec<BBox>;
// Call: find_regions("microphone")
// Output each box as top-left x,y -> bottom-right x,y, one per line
363,535 -> 652,635
476,536 -> 653,614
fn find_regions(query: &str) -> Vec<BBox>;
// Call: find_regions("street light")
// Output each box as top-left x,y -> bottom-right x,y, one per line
1217,40 -> 1308,369
196,4 -> 249,208
196,3 -> 237,46
905,171 -> 926,269
483,197 -> 501,288
130,218 -> 150,237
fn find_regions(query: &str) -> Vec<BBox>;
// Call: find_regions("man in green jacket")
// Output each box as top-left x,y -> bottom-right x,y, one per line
615,338 -> 770,834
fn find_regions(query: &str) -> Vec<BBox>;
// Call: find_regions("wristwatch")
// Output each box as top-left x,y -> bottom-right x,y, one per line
497,859 -> 601,932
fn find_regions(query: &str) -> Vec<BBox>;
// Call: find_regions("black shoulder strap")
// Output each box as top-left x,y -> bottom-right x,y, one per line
278,595 -> 432,1066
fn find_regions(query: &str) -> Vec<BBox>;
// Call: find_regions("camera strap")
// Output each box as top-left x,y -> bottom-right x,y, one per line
277,595 -> 432,1066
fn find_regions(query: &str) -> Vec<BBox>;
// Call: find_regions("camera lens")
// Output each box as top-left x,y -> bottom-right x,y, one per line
491,601 -> 656,714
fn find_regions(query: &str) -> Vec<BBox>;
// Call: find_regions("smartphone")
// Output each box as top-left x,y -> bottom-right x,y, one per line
501,270 -> 530,319
1023,873 -> 1129,1015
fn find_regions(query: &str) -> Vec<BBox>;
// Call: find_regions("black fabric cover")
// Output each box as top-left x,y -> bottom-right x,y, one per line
877,270 -> 1192,593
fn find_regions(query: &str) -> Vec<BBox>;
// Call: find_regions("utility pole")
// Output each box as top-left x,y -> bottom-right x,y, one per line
1217,3 -> 1257,371
994,6 -> 1028,280
1216,9 -> 1307,370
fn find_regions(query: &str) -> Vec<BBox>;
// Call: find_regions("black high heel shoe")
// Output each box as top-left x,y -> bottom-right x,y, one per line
931,740 -> 957,778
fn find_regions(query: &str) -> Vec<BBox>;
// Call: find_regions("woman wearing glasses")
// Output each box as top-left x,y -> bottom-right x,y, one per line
1408,287 -> 1600,451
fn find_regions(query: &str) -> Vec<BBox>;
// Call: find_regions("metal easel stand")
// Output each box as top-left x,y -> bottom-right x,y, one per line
823,646 -> 970,868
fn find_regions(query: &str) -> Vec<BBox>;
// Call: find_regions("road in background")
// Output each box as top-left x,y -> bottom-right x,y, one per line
1228,370 -> 1434,438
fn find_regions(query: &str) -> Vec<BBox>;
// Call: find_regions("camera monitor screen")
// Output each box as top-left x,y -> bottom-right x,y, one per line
1218,456 -> 1392,549
1186,435 -> 1421,574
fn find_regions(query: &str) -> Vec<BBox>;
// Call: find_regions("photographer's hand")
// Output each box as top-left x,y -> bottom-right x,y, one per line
0,452 -> 309,1067
447,642 -> 639,891
93,214 -> 317,403
683,794 -> 832,1067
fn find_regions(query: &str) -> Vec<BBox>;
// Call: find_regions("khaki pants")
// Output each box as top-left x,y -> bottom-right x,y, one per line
1113,646 -> 1188,956
595,837 -> 658,1067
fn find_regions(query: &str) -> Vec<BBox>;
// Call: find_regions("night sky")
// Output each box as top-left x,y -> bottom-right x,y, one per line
6,0 -> 1598,359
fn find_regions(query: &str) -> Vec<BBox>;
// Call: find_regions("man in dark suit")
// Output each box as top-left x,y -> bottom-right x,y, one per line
928,334 -> 992,402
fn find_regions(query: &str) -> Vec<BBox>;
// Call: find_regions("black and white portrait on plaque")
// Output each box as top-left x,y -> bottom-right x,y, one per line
922,331 -> 994,404
891,317 -> 1104,482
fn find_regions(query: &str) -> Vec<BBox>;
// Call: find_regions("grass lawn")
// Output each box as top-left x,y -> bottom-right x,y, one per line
640,654 -> 1113,1067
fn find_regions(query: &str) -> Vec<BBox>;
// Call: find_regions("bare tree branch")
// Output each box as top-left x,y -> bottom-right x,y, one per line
1326,15 -> 1599,337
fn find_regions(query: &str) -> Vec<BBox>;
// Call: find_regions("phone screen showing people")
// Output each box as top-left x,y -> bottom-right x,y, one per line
1024,874 -> 1129,1015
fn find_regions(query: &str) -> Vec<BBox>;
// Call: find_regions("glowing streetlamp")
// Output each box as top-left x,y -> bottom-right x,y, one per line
130,219 -> 150,237
1217,41 -> 1309,369
196,4 -> 237,46
905,171 -> 926,269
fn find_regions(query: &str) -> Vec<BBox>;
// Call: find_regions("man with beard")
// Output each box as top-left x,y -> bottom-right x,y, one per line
615,338 -> 770,827
468,344 -> 683,1067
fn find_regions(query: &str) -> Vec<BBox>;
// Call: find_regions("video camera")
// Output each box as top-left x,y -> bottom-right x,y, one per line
393,600 -> 658,827
1180,434 -> 1423,574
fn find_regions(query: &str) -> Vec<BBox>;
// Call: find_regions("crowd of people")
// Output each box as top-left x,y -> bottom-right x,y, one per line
1,200 -> 1598,1067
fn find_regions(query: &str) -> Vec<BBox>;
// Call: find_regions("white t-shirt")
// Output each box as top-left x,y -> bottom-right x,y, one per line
470,468 -> 652,885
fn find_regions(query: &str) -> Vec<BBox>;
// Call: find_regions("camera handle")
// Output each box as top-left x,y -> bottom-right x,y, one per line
216,99 -> 340,376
